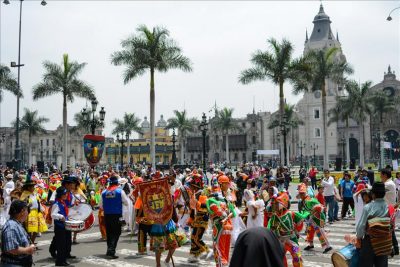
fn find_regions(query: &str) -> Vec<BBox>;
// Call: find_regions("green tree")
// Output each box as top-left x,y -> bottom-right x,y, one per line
268,103 -> 304,164
0,64 -> 21,101
369,90 -> 398,168
166,110 -> 196,164
214,107 -> 239,163
294,47 -> 353,169
111,25 -> 192,168
33,54 -> 95,169
328,96 -> 351,168
13,108 -> 49,166
239,38 -> 307,166
344,80 -> 373,167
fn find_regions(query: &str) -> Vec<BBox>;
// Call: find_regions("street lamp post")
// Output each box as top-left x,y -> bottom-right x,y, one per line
81,98 -> 105,135
171,129 -> 177,165
138,144 -> 142,164
4,0 -> 47,170
199,113 -> 208,171
280,114 -> 288,166
311,143 -> 318,167
387,6 -> 400,21
116,132 -> 127,171
297,141 -> 306,168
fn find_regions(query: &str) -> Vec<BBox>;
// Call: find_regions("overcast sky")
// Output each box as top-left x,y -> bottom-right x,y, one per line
1,0 -> 399,137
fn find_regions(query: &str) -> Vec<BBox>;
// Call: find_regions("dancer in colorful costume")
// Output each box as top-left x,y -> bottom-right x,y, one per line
268,192 -> 306,267
206,175 -> 236,267
187,173 -> 209,263
298,183 -> 332,254
20,173 -> 48,244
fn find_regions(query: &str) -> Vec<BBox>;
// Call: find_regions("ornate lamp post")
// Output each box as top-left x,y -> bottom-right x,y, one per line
311,143 -> 318,167
387,6 -> 400,21
116,132 -> 128,170
297,141 -> 306,168
171,129 -> 177,165
199,113 -> 208,171
81,98 -> 105,135
138,144 -> 142,164
4,0 -> 47,169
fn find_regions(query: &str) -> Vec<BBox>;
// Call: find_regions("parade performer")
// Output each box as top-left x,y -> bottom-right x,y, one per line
100,175 -> 128,259
19,174 -> 48,244
206,175 -> 237,267
267,192 -> 306,267
51,186 -> 71,266
98,174 -> 108,240
298,183 -> 333,254
187,173 -> 210,263
174,175 -> 194,240
134,177 -> 154,255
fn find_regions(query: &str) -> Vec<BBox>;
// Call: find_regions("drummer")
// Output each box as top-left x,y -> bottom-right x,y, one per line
51,186 -> 72,266
72,178 -> 87,245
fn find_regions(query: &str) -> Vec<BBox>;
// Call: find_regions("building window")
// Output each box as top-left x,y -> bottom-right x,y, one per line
242,122 -> 246,128
252,136 -> 256,144
314,108 -> 320,119
215,135 -> 219,145
242,153 -> 246,161
53,139 -> 55,146
46,139 -> 49,146
314,128 -> 321,138
234,153 -> 238,161
40,140 -> 43,147
252,122 -> 256,127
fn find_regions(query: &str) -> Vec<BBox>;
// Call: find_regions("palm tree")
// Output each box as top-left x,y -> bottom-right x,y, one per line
72,112 -> 91,134
213,107 -> 239,163
0,64 -> 21,101
111,25 -> 192,168
328,96 -> 351,168
268,103 -> 304,164
344,80 -> 373,167
33,54 -> 95,170
239,38 -> 307,166
369,91 -> 398,168
165,110 -> 196,164
13,108 -> 49,166
294,47 -> 353,169
122,113 -> 142,164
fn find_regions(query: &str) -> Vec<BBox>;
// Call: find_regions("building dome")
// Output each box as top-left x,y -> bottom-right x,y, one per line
313,4 -> 330,22
141,116 -> 150,129
157,115 -> 167,127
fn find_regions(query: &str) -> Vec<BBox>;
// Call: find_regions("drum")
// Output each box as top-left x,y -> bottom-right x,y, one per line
68,204 -> 95,232
65,220 -> 85,232
331,244 -> 356,267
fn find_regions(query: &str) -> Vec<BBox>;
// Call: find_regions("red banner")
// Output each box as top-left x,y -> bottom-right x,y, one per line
138,178 -> 172,225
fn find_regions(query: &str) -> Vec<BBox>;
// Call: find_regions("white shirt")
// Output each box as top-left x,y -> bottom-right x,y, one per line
51,203 -> 66,221
384,179 -> 396,205
170,179 -> 182,196
4,180 -> 15,197
321,176 -> 335,196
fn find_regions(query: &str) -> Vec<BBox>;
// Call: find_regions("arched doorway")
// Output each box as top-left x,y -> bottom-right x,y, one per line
349,137 -> 359,160
385,130 -> 400,159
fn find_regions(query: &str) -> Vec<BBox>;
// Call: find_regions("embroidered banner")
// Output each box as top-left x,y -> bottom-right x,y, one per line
138,178 -> 172,225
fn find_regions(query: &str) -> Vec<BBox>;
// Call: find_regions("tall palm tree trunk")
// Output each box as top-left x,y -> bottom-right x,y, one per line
127,134 -> 130,166
322,81 -> 329,169
279,80 -> 286,166
345,119 -> 350,170
359,122 -> 365,167
63,94 -> 68,170
28,134 -> 32,167
180,136 -> 185,164
150,68 -> 156,169
225,133 -> 229,163
379,114 -> 384,169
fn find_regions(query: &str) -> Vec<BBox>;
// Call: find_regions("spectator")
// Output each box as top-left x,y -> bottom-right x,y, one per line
1,200 -> 36,267
230,227 -> 285,267
356,182 -> 391,267
315,186 -> 325,206
340,173 -> 355,219
321,169 -> 335,224
308,166 -> 318,190
395,172 -> 400,202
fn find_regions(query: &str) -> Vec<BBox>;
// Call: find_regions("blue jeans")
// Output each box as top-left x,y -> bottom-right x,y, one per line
333,199 -> 339,220
324,195 -> 335,222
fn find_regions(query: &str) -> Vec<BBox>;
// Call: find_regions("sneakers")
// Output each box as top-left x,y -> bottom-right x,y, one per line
107,255 -> 119,259
323,247 -> 333,254
304,245 -> 314,251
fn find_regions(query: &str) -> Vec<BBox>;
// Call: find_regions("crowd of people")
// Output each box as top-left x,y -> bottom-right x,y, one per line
0,163 -> 399,267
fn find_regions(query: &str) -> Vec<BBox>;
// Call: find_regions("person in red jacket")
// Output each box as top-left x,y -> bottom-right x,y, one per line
309,166 -> 319,190
316,186 -> 325,206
